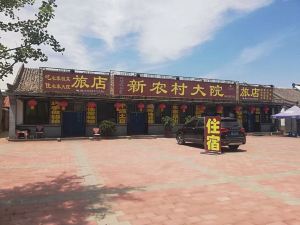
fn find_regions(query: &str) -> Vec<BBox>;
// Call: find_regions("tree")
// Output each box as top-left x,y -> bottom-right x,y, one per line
0,0 -> 64,80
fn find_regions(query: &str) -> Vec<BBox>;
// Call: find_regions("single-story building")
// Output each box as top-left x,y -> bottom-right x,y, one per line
5,65 -> 292,139
0,91 -> 9,133
273,88 -> 300,134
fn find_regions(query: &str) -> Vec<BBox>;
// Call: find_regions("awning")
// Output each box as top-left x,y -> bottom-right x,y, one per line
271,105 -> 300,119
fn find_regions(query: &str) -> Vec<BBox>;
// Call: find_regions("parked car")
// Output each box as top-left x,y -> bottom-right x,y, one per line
176,117 -> 246,150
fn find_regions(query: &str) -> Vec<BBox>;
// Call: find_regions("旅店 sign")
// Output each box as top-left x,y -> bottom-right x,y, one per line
239,85 -> 273,102
204,116 -> 221,153
114,75 -> 236,100
43,71 -> 110,94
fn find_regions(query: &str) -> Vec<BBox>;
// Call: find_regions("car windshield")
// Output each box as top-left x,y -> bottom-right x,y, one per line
221,118 -> 240,128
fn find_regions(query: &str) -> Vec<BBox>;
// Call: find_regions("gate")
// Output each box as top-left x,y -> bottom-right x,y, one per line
62,111 -> 85,137
127,112 -> 148,135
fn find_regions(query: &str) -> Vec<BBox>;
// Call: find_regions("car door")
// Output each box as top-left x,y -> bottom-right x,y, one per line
184,119 -> 198,142
192,118 -> 204,144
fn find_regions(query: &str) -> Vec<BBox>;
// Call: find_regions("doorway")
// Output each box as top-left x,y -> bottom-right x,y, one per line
127,112 -> 148,135
62,111 -> 85,137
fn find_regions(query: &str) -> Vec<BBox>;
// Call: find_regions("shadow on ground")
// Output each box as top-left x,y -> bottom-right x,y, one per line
0,173 -> 143,225
184,143 -> 247,154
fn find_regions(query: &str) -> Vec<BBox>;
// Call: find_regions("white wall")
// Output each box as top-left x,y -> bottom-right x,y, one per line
16,99 -> 23,125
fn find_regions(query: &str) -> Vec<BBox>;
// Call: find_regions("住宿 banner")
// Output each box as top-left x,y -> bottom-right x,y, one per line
204,116 -> 221,153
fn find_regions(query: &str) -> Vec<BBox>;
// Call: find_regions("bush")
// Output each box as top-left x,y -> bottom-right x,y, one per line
161,116 -> 175,131
99,120 -> 116,136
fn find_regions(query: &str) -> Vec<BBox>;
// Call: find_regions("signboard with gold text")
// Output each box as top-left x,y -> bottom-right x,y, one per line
239,85 -> 273,102
43,71 -> 110,94
50,100 -> 61,124
204,116 -> 221,153
114,75 -> 236,100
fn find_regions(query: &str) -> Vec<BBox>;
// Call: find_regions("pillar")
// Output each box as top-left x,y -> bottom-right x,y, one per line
8,95 -> 17,139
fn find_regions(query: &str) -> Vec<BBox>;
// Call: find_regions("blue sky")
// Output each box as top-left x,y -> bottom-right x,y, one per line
98,0 -> 299,87
1,0 -> 299,89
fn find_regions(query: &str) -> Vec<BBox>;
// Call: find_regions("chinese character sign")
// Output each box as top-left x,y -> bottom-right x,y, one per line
204,116 -> 221,152
86,106 -> 96,125
147,104 -> 155,124
43,71 -> 110,94
118,104 -> 127,124
114,76 -> 236,100
239,85 -> 273,102
50,100 -> 61,124
172,105 -> 179,124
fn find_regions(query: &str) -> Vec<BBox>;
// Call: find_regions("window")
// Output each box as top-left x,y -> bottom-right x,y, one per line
24,100 -> 49,124
197,118 -> 204,127
179,105 -> 194,124
97,102 -> 117,123
155,104 -> 171,124
185,119 -> 197,128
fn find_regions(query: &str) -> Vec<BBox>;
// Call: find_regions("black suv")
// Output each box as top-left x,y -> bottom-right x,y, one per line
176,117 -> 246,150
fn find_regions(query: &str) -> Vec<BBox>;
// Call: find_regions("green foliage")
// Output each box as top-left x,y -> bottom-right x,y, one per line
184,115 -> 194,125
99,120 -> 116,137
0,0 -> 64,79
161,116 -> 175,131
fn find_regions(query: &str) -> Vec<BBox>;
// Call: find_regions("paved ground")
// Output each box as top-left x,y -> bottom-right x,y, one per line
0,136 -> 300,225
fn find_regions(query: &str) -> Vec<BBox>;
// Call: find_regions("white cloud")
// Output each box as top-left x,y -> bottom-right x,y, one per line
1,0 -> 273,89
238,37 -> 283,64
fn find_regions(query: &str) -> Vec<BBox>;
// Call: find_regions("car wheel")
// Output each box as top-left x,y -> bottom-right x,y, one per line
176,133 -> 185,145
229,145 -> 239,151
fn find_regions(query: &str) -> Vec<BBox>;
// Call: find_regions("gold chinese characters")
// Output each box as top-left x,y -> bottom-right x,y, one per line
205,117 -> 221,152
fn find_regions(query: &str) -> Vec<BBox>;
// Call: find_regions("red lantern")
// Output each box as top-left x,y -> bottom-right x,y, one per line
159,103 -> 166,112
114,102 -> 122,111
235,106 -> 242,113
87,102 -> 97,108
249,106 -> 256,114
59,100 -> 68,111
263,106 -> 270,114
180,104 -> 188,112
27,99 -> 37,110
216,105 -> 223,114
138,103 -> 145,112
198,104 -> 206,113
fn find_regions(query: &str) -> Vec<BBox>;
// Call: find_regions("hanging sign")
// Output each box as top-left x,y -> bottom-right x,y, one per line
204,116 -> 221,153
147,104 -> 154,124
50,100 -> 61,124
86,102 -> 97,124
172,105 -> 179,125
118,104 -> 127,124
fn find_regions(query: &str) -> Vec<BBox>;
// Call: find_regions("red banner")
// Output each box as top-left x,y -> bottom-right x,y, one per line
43,71 -> 110,95
204,116 -> 221,153
114,75 -> 236,100
239,85 -> 273,102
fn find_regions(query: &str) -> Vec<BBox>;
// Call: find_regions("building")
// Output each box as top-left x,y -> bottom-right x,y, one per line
5,65 -> 293,139
0,90 -> 9,133
273,87 -> 300,134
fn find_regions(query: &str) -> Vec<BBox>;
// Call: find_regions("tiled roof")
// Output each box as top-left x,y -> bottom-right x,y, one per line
7,66 -> 300,106
12,67 -> 42,94
273,88 -> 300,106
